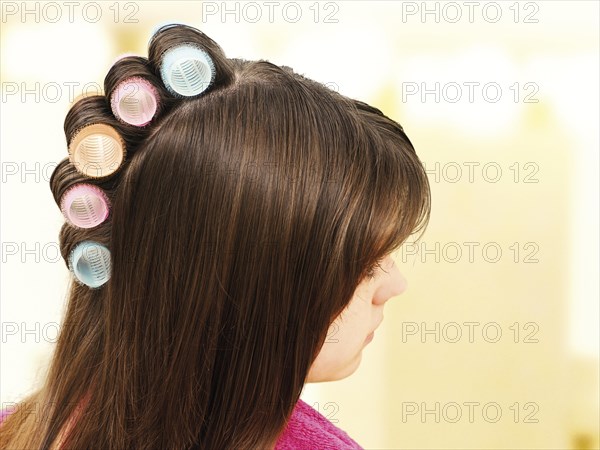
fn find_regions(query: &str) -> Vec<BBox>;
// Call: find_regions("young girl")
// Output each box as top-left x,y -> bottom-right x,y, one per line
0,23 -> 430,449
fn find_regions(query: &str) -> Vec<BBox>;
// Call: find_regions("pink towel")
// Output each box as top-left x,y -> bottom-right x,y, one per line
0,399 -> 363,449
275,399 -> 363,449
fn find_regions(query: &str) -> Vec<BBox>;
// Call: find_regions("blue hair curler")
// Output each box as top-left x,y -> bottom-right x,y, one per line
160,43 -> 216,97
68,241 -> 111,288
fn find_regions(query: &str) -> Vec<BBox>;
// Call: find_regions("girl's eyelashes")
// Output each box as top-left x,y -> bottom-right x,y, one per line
365,261 -> 384,280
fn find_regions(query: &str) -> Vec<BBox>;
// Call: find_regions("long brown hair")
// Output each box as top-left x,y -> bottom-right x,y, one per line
0,24 -> 431,449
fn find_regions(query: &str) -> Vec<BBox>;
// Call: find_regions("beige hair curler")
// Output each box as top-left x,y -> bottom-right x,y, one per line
68,123 -> 126,178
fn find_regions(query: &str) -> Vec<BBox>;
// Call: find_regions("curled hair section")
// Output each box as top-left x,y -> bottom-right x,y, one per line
104,55 -> 175,126
148,23 -> 236,96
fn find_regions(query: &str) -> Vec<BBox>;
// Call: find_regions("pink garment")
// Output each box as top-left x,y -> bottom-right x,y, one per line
0,398 -> 363,449
0,407 -> 9,425
275,398 -> 364,449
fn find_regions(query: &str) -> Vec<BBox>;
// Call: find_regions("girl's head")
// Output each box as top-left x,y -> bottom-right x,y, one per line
5,23 -> 430,450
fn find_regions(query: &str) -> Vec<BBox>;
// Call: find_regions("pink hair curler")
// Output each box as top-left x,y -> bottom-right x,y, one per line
68,123 -> 126,178
60,183 -> 110,229
110,77 -> 159,127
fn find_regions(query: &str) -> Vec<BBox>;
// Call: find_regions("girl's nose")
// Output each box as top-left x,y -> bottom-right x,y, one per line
372,257 -> 408,305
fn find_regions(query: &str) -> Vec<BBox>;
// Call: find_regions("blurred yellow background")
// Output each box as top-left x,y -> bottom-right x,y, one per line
1,1 -> 598,449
